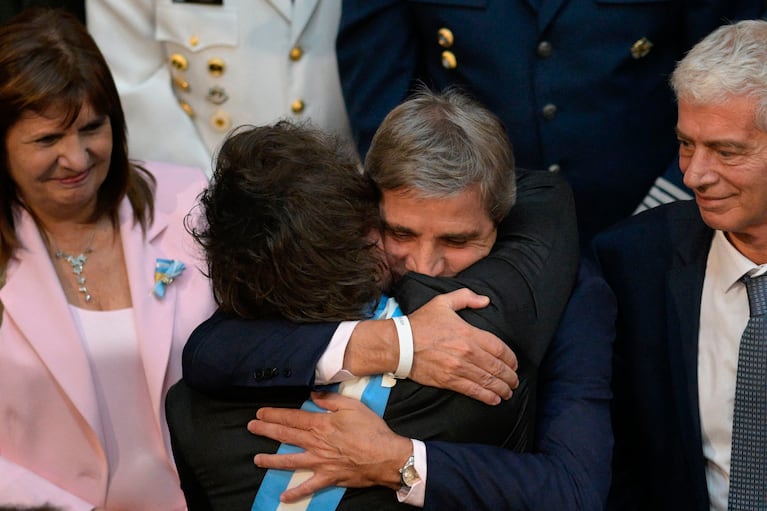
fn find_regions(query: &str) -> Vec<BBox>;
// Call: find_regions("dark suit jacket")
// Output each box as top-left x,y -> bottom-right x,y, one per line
593,200 -> 713,510
167,171 -> 614,510
337,0 -> 765,243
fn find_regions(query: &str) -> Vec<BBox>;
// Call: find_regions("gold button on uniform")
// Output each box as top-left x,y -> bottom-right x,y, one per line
172,76 -> 190,92
170,53 -> 188,71
178,100 -> 194,118
291,99 -> 305,114
289,46 -> 303,61
210,110 -> 232,132
189,35 -> 199,47
207,58 -> 226,77
441,50 -> 457,70
630,37 -> 653,59
437,28 -> 454,48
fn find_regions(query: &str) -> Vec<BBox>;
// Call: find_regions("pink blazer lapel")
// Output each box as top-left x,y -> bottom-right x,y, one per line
0,209 -> 103,436
119,200 -> 176,432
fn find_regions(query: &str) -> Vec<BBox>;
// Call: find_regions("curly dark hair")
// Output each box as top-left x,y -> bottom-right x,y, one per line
191,121 -> 386,322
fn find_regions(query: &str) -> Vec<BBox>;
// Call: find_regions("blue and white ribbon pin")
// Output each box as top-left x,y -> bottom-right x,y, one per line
152,258 -> 185,298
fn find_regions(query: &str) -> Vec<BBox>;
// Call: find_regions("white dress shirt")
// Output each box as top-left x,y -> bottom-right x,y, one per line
698,230 -> 767,510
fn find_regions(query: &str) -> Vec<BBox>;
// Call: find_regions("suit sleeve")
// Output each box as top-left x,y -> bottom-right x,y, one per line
337,0 -> 417,156
182,310 -> 340,393
422,261 -> 616,510
86,0 -> 212,173
0,457 -> 94,510
594,231 -> 645,511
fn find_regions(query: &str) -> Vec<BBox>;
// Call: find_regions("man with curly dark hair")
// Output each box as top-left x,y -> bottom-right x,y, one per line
189,120 -> 387,324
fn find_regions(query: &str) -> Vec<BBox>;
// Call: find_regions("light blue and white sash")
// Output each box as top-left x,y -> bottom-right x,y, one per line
252,295 -> 402,511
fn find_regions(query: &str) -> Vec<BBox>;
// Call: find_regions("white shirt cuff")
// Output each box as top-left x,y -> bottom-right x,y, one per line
314,321 -> 359,384
396,439 -> 427,507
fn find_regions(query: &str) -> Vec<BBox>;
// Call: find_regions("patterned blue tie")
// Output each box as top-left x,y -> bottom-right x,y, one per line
728,273 -> 767,510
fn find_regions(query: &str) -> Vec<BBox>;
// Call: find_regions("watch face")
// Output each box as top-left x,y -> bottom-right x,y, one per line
402,465 -> 420,487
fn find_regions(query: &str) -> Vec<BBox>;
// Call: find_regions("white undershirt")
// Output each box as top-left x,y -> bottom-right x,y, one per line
698,231 -> 767,510
70,306 -> 184,511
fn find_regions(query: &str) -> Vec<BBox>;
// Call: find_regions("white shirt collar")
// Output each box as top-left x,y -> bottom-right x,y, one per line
709,230 -> 767,293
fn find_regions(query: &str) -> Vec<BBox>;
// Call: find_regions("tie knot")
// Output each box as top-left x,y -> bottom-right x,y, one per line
743,273 -> 767,317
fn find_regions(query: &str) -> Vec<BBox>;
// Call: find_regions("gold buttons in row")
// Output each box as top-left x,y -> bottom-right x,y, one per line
169,53 -> 226,76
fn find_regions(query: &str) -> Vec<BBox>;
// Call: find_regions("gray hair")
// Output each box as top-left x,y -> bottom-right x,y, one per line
364,87 -> 516,224
671,19 -> 767,131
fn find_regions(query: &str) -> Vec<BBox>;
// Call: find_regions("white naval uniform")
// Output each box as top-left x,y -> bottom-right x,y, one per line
87,0 -> 352,176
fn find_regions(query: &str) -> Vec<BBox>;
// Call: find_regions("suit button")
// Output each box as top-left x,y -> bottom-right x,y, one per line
206,85 -> 229,105
270,368 -> 280,378
172,75 -> 190,92
254,369 -> 265,381
542,103 -> 557,120
437,27 -> 454,48
291,99 -> 305,113
207,57 -> 226,77
536,41 -> 552,58
548,163 -> 561,173
283,368 -> 292,377
178,100 -> 194,118
441,50 -> 457,70
630,37 -> 653,59
169,53 -> 188,71
210,110 -> 231,132
289,46 -> 303,61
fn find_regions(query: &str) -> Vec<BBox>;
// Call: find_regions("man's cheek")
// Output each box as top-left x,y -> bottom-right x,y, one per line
381,244 -> 405,278
385,252 -> 406,279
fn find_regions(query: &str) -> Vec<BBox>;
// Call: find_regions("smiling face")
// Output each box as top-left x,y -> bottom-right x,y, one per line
677,96 -> 767,256
5,101 -> 113,224
380,183 -> 497,279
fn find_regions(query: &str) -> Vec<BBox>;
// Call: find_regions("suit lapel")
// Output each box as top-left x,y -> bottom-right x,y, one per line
291,0 -> 320,47
665,206 -> 713,509
120,200 -> 177,433
0,209 -> 103,438
537,0 -> 568,33
266,0 -> 291,23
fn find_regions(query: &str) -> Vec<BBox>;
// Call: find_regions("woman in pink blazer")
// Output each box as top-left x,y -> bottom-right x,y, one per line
0,8 -> 215,510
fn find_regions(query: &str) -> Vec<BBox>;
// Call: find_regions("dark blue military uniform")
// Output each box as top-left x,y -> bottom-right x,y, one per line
337,0 -> 765,243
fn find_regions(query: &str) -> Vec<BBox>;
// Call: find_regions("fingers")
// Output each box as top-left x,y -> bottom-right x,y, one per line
471,328 -> 519,375
252,452 -> 335,503
309,391 -> 362,412
407,306 -> 520,405
280,474 -> 335,503
427,349 -> 516,405
248,414 -> 316,448
440,287 -> 491,311
253,451 -> 309,470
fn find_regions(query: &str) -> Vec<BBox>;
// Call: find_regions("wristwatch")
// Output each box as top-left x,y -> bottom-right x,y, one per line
399,454 -> 421,489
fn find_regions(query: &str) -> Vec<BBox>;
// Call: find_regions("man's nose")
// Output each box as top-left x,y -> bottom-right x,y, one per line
58,135 -> 90,170
682,149 -> 718,190
405,243 -> 445,277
